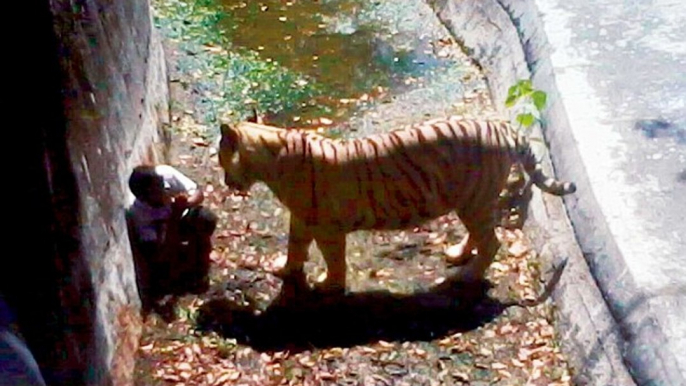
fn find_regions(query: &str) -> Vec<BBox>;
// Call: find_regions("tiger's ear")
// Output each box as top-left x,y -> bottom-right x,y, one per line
247,108 -> 264,124
220,123 -> 232,137
220,123 -> 239,149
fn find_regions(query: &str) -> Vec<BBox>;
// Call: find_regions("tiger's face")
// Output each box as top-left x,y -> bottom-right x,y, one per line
218,123 -> 254,194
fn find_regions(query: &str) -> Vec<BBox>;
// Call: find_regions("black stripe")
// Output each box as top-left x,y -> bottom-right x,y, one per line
352,139 -> 375,227
376,134 -> 418,221
387,131 -> 433,202
365,137 -> 393,222
459,121 -> 485,213
307,140 -> 318,225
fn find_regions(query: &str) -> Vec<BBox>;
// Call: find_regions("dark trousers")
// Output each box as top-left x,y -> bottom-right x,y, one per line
128,207 -> 217,312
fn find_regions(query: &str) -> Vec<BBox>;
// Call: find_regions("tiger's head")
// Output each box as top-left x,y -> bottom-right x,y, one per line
218,123 -> 254,194
218,121 -> 283,194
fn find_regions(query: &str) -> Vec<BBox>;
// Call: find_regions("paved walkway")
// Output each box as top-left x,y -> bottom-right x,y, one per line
535,0 -> 685,384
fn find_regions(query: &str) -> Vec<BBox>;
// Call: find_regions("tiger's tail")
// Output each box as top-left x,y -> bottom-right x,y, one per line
519,143 -> 576,196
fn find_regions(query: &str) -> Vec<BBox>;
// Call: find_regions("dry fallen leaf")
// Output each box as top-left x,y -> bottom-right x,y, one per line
298,356 -> 316,367
413,348 -> 427,358
214,370 -> 241,384
509,239 -> 529,257
378,340 -> 394,349
426,232 -> 447,245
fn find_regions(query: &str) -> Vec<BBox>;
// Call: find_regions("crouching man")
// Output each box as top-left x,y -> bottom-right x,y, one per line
126,165 -> 217,316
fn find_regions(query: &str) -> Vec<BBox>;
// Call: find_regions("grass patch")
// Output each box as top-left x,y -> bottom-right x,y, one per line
152,0 -> 325,126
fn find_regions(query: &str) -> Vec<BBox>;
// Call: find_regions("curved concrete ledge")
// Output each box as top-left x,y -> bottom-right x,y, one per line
429,0 -> 684,385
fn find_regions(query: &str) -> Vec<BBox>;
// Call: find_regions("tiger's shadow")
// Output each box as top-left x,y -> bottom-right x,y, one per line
195,271 -> 515,352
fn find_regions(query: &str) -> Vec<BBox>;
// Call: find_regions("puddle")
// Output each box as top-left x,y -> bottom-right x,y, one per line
218,0 -> 458,126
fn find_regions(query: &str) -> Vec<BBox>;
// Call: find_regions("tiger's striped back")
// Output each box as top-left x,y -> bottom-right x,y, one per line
219,117 -> 575,232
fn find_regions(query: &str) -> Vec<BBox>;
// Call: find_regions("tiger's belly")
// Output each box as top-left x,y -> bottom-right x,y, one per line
312,194 -> 461,233
290,163 -> 506,233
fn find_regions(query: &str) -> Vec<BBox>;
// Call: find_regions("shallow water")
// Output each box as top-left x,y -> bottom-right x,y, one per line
217,0 -> 455,126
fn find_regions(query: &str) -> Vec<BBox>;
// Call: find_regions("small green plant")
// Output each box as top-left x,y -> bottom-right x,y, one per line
500,80 -> 549,229
505,79 -> 547,130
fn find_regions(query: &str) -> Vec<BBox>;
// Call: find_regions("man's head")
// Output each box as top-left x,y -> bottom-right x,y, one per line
129,165 -> 167,207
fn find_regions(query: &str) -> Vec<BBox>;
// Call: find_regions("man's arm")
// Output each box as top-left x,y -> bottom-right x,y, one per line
186,188 -> 204,207
156,165 -> 204,208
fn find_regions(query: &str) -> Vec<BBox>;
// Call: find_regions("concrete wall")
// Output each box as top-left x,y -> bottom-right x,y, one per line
5,0 -> 169,384
427,0 -> 636,384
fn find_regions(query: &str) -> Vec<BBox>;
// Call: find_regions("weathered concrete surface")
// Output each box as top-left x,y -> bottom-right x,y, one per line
533,2 -> 686,384
430,0 -> 685,384
6,0 -> 169,384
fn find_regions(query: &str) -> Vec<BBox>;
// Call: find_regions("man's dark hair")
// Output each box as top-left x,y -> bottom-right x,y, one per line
128,165 -> 162,198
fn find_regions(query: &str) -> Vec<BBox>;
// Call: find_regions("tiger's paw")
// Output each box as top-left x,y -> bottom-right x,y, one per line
444,234 -> 478,266
310,283 -> 347,307
274,272 -> 310,305
448,277 -> 490,307
312,283 -> 346,297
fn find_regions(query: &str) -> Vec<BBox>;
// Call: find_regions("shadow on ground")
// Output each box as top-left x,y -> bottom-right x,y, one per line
195,271 -> 515,352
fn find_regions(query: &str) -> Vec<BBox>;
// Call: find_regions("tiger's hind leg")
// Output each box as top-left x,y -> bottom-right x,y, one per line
457,209 -> 500,286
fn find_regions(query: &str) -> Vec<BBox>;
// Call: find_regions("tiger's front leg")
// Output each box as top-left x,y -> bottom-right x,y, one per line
279,218 -> 313,302
314,231 -> 347,295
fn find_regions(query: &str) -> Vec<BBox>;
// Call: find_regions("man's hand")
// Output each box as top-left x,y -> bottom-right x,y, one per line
171,195 -> 189,215
187,189 -> 204,207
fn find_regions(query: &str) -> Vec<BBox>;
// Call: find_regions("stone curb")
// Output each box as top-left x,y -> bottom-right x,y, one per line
427,0 -> 684,384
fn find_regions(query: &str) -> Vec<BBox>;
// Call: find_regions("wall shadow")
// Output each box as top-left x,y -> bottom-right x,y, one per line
4,1 -> 97,384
